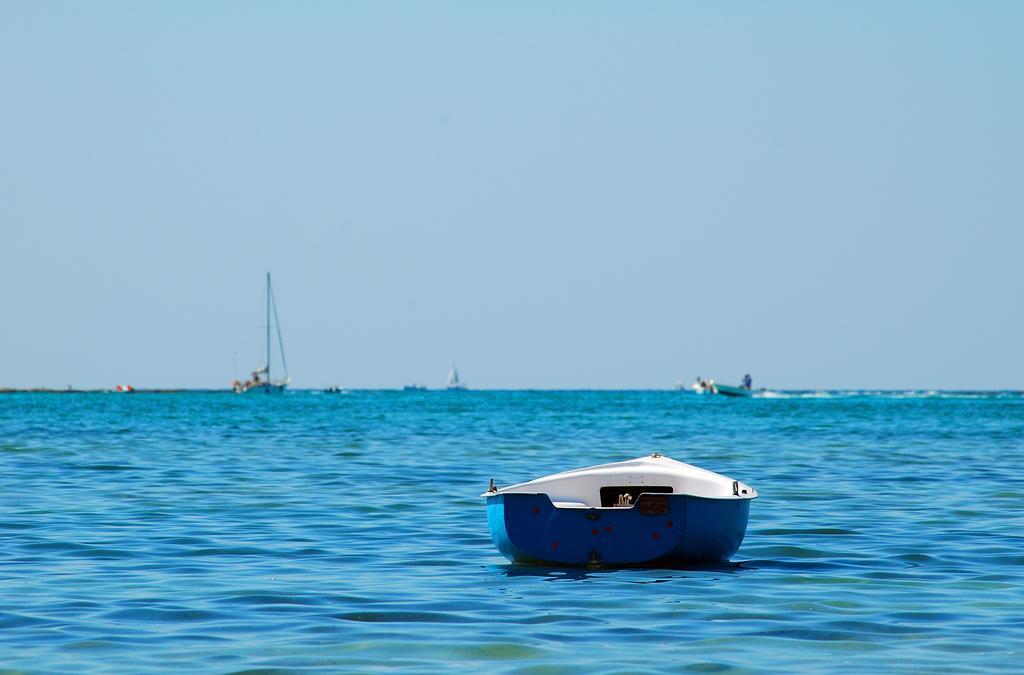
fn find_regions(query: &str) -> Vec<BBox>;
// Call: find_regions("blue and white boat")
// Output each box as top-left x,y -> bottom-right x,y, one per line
483,453 -> 756,566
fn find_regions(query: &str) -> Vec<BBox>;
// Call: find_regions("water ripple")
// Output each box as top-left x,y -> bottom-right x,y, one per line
0,391 -> 1022,672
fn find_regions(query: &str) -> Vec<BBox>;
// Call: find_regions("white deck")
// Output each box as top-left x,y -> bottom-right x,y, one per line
484,453 -> 757,506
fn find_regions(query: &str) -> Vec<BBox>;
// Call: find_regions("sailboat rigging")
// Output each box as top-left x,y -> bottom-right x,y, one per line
233,273 -> 291,394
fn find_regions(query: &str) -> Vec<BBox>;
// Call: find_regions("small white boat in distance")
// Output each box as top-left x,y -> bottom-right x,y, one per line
693,377 -> 713,394
446,364 -> 467,390
484,453 -> 756,566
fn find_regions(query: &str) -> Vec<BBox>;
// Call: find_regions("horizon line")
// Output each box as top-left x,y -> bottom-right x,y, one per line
1,387 -> 1021,394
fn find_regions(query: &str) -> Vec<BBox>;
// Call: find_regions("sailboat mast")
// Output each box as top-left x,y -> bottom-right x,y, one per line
265,272 -> 272,383
270,281 -> 288,381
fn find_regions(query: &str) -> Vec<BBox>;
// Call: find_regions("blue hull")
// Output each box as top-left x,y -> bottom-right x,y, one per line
238,384 -> 287,394
486,493 -> 750,566
714,384 -> 752,398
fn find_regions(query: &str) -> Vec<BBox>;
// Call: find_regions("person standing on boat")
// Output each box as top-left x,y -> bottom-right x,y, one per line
742,374 -> 752,390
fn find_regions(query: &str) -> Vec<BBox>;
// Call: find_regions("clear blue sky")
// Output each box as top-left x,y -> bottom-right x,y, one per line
1,2 -> 1021,390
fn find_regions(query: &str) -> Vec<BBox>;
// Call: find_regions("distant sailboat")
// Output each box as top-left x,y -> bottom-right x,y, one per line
446,364 -> 467,390
233,273 -> 291,394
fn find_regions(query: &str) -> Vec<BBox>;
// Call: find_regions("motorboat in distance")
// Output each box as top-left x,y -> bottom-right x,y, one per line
693,374 -> 754,397
483,453 -> 756,566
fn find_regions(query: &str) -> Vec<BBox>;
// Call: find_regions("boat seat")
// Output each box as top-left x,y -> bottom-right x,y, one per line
551,500 -> 589,509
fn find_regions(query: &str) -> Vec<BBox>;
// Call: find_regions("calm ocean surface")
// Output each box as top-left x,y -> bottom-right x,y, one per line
1,390 -> 1022,673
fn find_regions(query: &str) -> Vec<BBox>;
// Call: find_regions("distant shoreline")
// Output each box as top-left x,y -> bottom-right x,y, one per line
0,388 -> 212,394
1,388 -> 1020,395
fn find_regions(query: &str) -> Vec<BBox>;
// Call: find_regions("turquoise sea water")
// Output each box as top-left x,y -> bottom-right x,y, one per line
1,390 -> 1022,672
